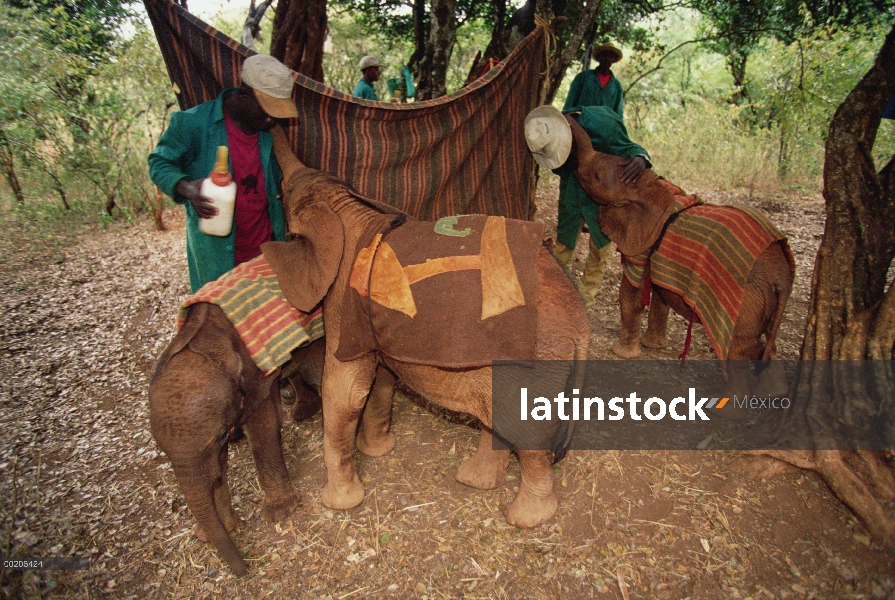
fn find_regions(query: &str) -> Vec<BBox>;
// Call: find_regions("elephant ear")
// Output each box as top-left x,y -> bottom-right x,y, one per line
262,200 -> 344,312
598,178 -> 676,256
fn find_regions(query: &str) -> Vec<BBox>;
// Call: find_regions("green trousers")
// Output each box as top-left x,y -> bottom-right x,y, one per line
554,223 -> 613,308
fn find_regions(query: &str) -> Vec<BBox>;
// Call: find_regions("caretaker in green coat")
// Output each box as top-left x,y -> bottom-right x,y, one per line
556,43 -> 632,307
148,55 -> 297,293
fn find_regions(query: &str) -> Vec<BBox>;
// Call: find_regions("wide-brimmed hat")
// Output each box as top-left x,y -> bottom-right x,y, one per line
241,54 -> 299,119
592,43 -> 623,63
359,55 -> 381,71
524,105 -> 572,170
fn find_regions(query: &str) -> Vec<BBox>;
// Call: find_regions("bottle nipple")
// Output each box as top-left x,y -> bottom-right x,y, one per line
210,146 -> 232,185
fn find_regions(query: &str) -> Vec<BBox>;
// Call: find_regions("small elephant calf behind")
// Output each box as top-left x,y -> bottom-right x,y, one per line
149,302 -> 323,576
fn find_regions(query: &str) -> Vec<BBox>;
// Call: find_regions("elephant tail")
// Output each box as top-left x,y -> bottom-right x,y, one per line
552,324 -> 591,464
761,242 -> 795,361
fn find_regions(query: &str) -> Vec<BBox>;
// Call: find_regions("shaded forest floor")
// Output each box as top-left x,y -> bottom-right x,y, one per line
1,178 -> 894,599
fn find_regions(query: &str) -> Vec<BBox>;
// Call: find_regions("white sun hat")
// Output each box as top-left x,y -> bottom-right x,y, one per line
524,105 -> 572,170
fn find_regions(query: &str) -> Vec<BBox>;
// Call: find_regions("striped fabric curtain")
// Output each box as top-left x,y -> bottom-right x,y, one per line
143,0 -> 545,219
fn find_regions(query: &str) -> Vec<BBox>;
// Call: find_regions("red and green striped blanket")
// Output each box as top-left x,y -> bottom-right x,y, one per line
624,198 -> 792,361
178,255 -> 324,375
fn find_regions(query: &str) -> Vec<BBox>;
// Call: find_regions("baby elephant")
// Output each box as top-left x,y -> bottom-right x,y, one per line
149,302 -> 324,576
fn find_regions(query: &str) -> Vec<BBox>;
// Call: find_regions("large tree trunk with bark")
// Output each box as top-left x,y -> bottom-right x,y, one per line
270,0 -> 327,82
415,0 -> 457,100
753,24 -> 895,548
0,128 -> 24,204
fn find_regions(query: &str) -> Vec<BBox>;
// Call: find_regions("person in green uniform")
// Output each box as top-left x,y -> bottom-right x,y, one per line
148,54 -> 298,293
525,105 -> 650,307
556,43 -> 628,307
353,55 -> 381,100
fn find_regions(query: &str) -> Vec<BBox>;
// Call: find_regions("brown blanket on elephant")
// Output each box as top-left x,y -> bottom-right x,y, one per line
624,191 -> 794,361
335,215 -> 544,367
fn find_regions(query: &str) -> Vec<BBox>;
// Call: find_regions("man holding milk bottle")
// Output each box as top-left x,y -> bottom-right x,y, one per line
148,54 -> 299,293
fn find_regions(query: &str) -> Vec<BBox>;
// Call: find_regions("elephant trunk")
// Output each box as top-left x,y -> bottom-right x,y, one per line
175,468 -> 248,576
565,116 -> 596,169
271,125 -> 308,180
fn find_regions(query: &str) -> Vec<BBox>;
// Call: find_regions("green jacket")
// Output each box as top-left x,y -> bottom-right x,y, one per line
562,70 -> 624,117
554,106 -> 651,250
353,79 -> 379,100
148,89 -> 286,292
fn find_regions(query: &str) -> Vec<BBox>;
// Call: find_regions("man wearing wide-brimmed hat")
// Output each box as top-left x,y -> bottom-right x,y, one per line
564,42 -> 624,116
525,103 -> 650,309
553,41 -> 627,307
148,54 -> 299,293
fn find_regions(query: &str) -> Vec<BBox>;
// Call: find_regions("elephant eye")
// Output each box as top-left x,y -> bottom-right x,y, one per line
593,171 -> 600,181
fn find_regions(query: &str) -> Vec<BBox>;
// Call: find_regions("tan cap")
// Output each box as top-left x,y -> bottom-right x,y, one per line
524,105 -> 572,170
592,43 -> 623,63
359,55 -> 381,71
241,54 -> 299,119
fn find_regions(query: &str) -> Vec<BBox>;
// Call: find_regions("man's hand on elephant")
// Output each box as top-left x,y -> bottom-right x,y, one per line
175,178 -> 219,219
619,156 -> 647,185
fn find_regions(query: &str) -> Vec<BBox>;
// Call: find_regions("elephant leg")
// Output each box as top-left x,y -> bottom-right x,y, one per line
505,449 -> 557,528
321,358 -> 377,510
356,366 -> 396,457
289,377 -> 322,422
642,288 -> 670,349
612,277 -> 644,358
455,428 -> 510,490
244,391 -> 299,522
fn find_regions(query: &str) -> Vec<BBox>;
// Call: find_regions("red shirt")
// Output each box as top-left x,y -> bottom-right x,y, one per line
225,112 -> 273,265
598,72 -> 611,88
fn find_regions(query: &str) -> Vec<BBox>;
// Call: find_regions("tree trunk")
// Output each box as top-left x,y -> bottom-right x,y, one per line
0,128 -> 24,204
417,0 -> 457,100
241,0 -> 274,51
407,0 -> 428,82
727,46 -> 749,105
754,24 -> 895,548
270,0 -> 327,82
151,186 -> 167,231
540,0 -> 604,106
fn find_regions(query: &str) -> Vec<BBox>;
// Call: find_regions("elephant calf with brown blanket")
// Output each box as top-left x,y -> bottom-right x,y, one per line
262,126 -> 590,529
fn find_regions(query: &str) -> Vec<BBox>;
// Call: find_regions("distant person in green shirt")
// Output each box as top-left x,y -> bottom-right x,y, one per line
353,55 -> 381,100
564,42 -> 624,116
556,42 -> 626,307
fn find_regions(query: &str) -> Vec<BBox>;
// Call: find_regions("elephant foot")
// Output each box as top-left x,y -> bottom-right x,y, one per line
356,430 -> 395,457
641,332 -> 668,349
290,384 -> 322,423
262,489 -> 300,522
611,339 -> 642,359
455,448 -> 510,490
321,473 -> 365,510
505,488 -> 558,528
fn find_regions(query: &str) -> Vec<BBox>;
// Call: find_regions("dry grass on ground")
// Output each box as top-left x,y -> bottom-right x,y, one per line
1,178 -> 893,599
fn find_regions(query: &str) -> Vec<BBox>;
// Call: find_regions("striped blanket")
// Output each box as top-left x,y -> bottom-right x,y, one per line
178,256 -> 324,375
624,198 -> 791,361
143,0 -> 544,220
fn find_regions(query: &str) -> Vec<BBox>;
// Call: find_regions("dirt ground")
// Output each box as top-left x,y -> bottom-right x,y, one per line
1,177 -> 894,600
